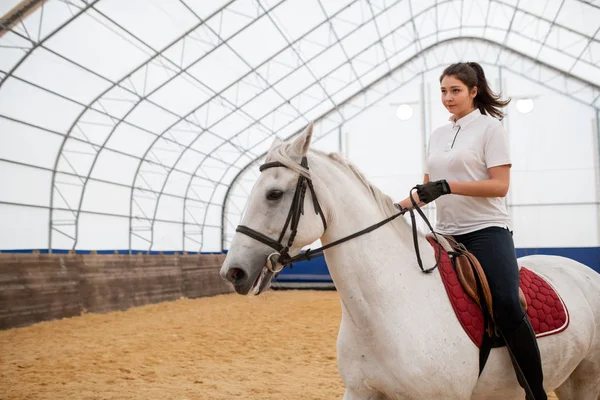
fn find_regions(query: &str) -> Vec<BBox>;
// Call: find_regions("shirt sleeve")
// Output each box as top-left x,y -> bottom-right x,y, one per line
484,122 -> 511,168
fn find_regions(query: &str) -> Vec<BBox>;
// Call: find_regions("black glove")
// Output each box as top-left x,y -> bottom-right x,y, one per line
416,179 -> 451,204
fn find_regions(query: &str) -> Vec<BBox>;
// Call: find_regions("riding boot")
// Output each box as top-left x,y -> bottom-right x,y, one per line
502,315 -> 547,400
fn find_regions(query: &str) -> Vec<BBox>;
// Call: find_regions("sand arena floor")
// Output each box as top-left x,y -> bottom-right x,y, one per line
1,290 -> 558,400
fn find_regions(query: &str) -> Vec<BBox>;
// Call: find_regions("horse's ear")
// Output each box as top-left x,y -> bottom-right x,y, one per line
268,135 -> 283,153
290,122 -> 313,157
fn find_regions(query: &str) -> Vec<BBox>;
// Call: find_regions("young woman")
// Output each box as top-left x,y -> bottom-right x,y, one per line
396,62 -> 547,399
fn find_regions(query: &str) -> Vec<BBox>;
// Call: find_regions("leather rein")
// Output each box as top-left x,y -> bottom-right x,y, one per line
236,156 -> 442,274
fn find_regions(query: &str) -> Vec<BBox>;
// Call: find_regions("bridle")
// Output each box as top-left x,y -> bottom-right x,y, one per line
236,157 -> 326,272
236,156 -> 441,274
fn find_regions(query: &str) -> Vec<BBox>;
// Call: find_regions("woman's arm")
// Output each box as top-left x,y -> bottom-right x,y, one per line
397,165 -> 510,210
448,165 -> 510,198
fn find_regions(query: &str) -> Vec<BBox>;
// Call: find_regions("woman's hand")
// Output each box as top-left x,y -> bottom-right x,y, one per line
416,180 -> 451,203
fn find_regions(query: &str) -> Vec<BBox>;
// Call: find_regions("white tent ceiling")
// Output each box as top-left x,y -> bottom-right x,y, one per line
0,0 -> 599,252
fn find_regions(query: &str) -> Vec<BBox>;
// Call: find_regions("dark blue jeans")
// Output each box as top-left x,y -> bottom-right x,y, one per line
452,226 -> 525,333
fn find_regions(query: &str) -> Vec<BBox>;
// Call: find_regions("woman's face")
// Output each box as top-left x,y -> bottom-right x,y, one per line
440,75 -> 477,120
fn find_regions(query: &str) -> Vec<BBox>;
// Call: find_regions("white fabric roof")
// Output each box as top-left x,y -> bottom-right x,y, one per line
0,0 -> 599,252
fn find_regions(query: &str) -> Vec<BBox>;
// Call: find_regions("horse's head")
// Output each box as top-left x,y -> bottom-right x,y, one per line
220,123 -> 330,295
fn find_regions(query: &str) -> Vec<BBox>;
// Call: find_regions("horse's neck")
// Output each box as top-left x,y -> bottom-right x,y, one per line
315,156 -> 438,325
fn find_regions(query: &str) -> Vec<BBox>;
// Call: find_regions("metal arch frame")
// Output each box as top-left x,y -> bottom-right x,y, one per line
0,1 -> 96,94
0,0 -> 258,250
570,24 -> 600,75
532,0 -> 566,61
61,1 -> 286,252
363,0 -> 393,74
0,76 -> 226,248
166,0 -> 414,251
73,0 -> 368,252
1,5 -> 254,169
51,0 -> 356,253
0,0 -> 599,252
0,0 -> 99,251
258,0 -> 354,107
579,1 -> 600,10
136,0 -> 336,252
221,36 -> 600,249
407,0 -> 425,66
82,0 -> 600,252
311,0 -> 366,90
493,0 -> 524,66
76,1 -> 289,252
0,0 -> 371,252
124,0 -> 369,251
0,115 -> 222,205
186,0 -> 429,252
13,0 -> 294,252
22,0 -> 292,252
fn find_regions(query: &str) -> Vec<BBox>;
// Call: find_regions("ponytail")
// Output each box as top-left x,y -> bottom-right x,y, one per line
440,62 -> 511,120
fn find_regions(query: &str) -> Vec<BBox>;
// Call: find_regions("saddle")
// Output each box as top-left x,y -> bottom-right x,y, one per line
425,234 -> 569,376
434,234 -> 528,336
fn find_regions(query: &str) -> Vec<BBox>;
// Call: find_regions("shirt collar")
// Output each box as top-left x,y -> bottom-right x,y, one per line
449,108 -> 481,128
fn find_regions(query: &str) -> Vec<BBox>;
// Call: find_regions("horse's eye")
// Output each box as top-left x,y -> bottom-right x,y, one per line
267,190 -> 283,201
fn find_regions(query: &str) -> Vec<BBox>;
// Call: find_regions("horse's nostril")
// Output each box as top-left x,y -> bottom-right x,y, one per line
228,268 -> 245,283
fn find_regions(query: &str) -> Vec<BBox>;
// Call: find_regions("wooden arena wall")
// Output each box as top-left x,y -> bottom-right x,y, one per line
0,252 -> 232,330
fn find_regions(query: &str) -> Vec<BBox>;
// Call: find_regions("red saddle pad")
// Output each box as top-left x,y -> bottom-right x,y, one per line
427,237 -> 569,347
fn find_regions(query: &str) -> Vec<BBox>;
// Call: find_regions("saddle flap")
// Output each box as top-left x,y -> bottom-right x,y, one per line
454,250 -> 494,320
454,255 -> 480,303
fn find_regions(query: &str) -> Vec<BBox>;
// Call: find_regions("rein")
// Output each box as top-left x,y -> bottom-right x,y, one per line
236,156 -> 442,274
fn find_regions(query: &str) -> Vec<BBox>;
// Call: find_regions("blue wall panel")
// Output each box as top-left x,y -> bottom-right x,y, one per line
2,247 -> 598,281
273,247 -> 600,283
516,247 -> 600,273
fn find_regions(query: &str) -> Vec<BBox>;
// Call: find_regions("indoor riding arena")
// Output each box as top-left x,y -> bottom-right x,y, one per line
1,1 -> 599,399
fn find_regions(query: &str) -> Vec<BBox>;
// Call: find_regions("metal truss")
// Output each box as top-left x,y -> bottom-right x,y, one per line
0,0 -> 598,252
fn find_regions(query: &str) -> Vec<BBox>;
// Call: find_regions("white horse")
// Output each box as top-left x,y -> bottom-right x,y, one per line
220,123 -> 600,399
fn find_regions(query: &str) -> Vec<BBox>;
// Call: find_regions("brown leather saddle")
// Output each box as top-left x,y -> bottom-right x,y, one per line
440,234 -> 527,336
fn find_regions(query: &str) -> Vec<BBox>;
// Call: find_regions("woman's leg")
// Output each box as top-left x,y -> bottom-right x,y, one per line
452,227 -> 547,400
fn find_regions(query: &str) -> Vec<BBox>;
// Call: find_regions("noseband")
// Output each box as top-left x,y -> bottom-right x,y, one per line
236,156 -> 441,274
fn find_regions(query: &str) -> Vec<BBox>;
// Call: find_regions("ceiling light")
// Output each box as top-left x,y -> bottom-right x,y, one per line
396,104 -> 413,120
516,98 -> 535,114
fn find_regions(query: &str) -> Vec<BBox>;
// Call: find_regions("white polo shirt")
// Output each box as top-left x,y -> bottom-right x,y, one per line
424,108 -> 512,235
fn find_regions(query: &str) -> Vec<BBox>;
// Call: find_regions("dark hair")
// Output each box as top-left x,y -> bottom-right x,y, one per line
440,62 -> 510,120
